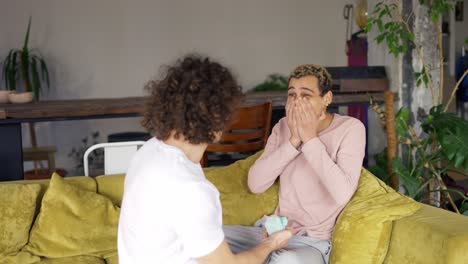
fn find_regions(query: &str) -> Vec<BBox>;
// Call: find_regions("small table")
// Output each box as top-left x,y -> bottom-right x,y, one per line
0,92 -> 386,181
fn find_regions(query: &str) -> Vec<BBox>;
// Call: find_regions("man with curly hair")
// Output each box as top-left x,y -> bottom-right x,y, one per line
223,64 -> 366,264
118,55 -> 292,264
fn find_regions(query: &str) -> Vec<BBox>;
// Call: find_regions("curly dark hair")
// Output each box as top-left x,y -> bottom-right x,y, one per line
289,64 -> 332,96
141,55 -> 244,144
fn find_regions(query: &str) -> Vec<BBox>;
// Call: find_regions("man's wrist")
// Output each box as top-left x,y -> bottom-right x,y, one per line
302,133 -> 318,144
259,237 -> 276,253
289,137 -> 301,149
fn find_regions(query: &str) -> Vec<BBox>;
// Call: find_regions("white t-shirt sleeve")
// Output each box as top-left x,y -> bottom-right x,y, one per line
172,181 -> 225,259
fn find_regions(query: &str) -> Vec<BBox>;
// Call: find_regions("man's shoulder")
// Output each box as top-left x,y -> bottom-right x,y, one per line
179,177 -> 220,198
272,117 -> 289,134
333,114 -> 365,131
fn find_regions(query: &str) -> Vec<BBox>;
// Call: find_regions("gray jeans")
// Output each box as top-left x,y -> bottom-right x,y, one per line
223,225 -> 331,264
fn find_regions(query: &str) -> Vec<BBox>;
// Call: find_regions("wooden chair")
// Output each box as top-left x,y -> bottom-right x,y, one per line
23,123 -> 59,180
201,101 -> 272,167
23,146 -> 58,180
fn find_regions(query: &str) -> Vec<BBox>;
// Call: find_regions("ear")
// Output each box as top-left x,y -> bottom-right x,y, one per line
210,130 -> 223,143
323,91 -> 333,106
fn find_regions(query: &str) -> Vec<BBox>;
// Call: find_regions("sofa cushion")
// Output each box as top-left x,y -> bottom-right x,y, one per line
0,184 -> 41,257
104,255 -> 118,264
33,255 -> 105,264
330,169 -> 421,264
384,203 -> 468,264
204,151 -> 279,226
23,173 -> 120,259
7,176 -> 97,194
95,174 -> 125,206
4,176 -> 97,215
0,251 -> 40,264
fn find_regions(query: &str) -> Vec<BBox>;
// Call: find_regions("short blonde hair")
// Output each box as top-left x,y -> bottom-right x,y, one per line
289,64 -> 332,96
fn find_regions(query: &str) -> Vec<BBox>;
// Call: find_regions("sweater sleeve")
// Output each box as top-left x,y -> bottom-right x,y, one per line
248,121 -> 300,194
301,120 -> 366,205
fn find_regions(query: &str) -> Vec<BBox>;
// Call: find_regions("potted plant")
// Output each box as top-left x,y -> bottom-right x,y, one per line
1,17 -> 50,103
366,0 -> 468,214
0,88 -> 12,103
68,131 -> 104,176
251,74 -> 289,92
0,64 -> 11,103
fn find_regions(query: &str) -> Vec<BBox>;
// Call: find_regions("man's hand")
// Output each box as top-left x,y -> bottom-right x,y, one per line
260,229 -> 292,251
286,100 -> 301,148
197,229 -> 292,264
295,98 -> 325,143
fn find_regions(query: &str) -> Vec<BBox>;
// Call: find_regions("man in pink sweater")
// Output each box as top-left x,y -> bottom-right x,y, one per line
224,64 -> 366,264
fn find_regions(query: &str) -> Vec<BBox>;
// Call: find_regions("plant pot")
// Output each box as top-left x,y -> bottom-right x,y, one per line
0,90 -> 12,103
8,91 -> 34,104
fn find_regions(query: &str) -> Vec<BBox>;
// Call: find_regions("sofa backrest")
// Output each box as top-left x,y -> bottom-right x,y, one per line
1,176 -> 97,215
95,174 -> 125,206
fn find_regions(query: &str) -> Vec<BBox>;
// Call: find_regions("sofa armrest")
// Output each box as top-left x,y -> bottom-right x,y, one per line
384,203 -> 468,264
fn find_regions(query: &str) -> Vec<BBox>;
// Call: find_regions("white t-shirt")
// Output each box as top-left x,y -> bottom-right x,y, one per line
118,138 -> 224,264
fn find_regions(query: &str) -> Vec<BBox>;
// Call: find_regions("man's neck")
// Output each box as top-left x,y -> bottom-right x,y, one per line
163,135 -> 207,164
318,112 -> 334,133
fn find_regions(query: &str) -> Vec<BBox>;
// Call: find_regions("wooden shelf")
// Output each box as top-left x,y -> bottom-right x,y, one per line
0,92 -> 389,122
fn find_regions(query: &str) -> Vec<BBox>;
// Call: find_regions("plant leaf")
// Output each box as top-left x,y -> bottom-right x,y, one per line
461,202 -> 468,215
375,148 -> 388,169
252,74 -> 288,92
368,165 -> 389,184
23,16 -> 32,50
20,49 -> 31,92
32,54 -> 50,90
9,51 -> 17,91
9,50 -> 21,91
4,50 -> 20,90
31,58 -> 41,100
413,177 -> 432,198
431,188 -> 468,201
395,107 -> 410,137
425,110 -> 468,171
430,104 -> 443,115
3,54 -> 10,89
39,57 -> 50,89
393,157 -> 420,197
2,49 -> 14,89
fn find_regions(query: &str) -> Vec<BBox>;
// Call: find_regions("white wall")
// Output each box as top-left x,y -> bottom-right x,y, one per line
0,0 -> 357,174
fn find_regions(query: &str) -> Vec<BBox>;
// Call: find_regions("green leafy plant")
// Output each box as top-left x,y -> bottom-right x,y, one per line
68,131 -> 103,176
367,0 -> 468,214
1,17 -> 50,100
368,147 -> 390,184
251,74 -> 288,92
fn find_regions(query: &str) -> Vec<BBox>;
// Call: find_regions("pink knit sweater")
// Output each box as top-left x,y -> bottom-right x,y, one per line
248,114 -> 366,240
